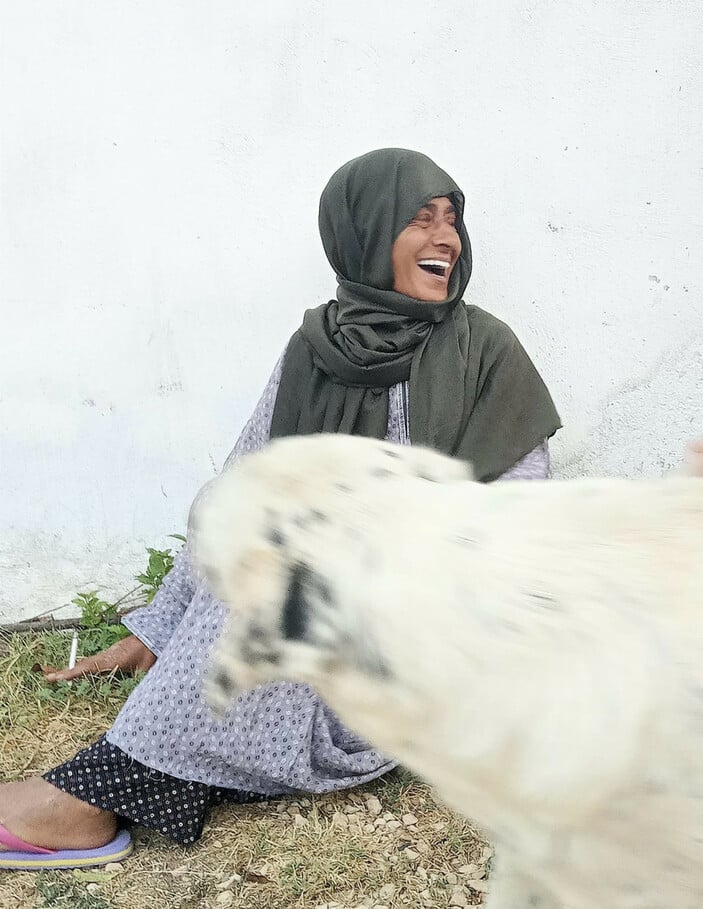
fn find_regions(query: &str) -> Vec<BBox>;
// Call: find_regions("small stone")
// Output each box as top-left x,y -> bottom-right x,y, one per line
86,884 -> 100,894
383,812 -> 395,821
467,879 -> 489,893
420,890 -> 432,902
481,845 -> 494,861
402,813 -> 418,826
374,817 -> 386,828
172,864 -> 189,876
379,884 -> 396,900
213,839 -> 223,848
449,886 -> 469,908
386,820 -> 402,831
417,866 -> 428,880
364,823 -> 376,834
432,821 -> 446,831
403,848 -> 419,861
294,813 -> 308,828
446,872 -> 459,885
216,873 -> 242,889
332,811 -> 349,828
287,804 -> 301,815
105,862 -> 124,873
216,892 -> 234,907
366,796 -> 383,816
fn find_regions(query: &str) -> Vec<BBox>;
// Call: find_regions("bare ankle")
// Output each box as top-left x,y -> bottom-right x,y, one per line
0,777 -> 117,850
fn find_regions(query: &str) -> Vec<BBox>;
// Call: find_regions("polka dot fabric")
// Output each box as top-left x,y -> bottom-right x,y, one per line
43,736 -> 267,845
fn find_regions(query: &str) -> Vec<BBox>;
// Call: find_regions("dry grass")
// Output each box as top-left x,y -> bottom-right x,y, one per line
0,633 -> 490,909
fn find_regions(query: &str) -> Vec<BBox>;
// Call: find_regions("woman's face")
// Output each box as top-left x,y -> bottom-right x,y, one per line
391,196 -> 462,302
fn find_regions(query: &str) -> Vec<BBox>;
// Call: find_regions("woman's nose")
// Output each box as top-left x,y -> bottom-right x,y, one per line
433,220 -> 460,250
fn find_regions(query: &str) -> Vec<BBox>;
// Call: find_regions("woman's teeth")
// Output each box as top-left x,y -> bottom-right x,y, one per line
417,259 -> 450,277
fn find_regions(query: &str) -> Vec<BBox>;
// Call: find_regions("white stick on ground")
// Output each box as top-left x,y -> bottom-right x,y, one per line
68,630 -> 79,670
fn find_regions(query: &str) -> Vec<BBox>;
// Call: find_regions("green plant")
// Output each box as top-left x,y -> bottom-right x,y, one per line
134,533 -> 186,603
71,591 -> 130,656
35,871 -> 115,908
26,535 -> 187,703
37,673 -> 144,705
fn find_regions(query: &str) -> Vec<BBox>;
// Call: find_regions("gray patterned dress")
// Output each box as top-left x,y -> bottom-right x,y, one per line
44,354 -> 550,843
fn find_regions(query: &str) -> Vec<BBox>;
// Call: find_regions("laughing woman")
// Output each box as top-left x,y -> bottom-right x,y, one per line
0,148 -> 560,869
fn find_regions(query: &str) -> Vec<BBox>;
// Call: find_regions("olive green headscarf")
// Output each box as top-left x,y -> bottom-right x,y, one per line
270,148 -> 560,482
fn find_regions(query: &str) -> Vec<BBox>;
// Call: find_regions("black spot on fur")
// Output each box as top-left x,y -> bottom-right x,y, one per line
248,624 -> 269,642
240,638 -> 281,667
213,667 -> 236,696
259,650 -> 280,666
351,636 -> 392,680
453,533 -> 477,546
311,574 -> 335,608
281,563 -> 311,641
267,528 -> 286,547
369,655 -> 392,680
294,509 -> 329,529
528,592 -> 558,609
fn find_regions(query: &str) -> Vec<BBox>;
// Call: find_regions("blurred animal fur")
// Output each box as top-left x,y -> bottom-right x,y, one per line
191,434 -> 703,909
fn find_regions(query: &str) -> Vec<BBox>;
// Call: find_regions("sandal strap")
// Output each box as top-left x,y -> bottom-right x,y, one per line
0,822 -> 55,855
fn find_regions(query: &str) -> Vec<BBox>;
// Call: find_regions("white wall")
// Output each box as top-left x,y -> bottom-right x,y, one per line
1,0 -> 702,622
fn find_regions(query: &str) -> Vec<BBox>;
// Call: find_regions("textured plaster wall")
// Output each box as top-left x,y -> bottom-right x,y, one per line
1,1 -> 702,621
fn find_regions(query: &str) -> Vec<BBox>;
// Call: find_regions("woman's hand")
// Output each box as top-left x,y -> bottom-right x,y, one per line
42,634 -> 157,682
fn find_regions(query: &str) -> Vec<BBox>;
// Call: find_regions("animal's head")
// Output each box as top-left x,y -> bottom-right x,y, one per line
188,433 -> 472,714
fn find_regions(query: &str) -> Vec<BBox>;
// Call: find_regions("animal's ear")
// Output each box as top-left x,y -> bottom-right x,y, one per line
281,563 -> 313,642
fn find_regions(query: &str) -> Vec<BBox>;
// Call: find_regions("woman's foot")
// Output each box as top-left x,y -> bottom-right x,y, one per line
0,777 -> 117,851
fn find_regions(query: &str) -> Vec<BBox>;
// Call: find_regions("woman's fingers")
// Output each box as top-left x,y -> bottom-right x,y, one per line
40,635 -> 157,682
42,655 -> 109,682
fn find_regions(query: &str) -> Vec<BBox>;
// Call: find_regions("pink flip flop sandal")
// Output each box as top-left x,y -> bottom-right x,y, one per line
0,822 -> 132,870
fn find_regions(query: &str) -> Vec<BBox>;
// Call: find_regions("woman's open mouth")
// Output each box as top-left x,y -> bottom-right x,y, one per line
417,259 -> 451,283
